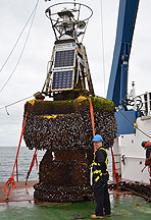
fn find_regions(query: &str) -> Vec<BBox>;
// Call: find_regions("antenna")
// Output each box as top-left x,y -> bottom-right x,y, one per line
73,0 -> 77,11
74,0 -> 77,9
45,2 -> 93,42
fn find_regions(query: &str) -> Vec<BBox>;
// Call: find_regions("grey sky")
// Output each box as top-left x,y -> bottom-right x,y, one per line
0,0 -> 151,146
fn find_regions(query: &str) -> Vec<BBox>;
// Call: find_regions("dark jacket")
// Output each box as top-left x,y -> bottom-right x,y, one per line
91,147 -> 109,183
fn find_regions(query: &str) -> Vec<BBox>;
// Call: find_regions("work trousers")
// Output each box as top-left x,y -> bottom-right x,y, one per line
93,178 -> 111,216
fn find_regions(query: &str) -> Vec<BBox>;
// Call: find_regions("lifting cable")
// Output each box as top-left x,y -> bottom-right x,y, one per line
4,112 -> 28,200
0,0 -> 40,95
89,96 -> 119,185
89,96 -> 95,137
25,148 -> 38,186
89,96 -> 95,186
0,0 -> 39,74
99,0 -> 118,184
99,0 -> 106,96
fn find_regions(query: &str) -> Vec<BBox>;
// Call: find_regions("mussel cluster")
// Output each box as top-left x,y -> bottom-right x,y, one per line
24,96 -> 116,202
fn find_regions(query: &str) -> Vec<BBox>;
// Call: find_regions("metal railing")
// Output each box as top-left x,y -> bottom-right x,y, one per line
137,92 -> 151,116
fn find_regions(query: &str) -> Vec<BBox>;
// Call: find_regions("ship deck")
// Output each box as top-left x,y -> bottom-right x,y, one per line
0,181 -> 151,220
0,181 -> 37,203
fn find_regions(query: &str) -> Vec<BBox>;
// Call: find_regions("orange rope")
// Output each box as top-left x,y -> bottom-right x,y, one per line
89,96 -> 96,154
4,112 -> 28,200
89,96 -> 120,187
89,96 -> 95,136
3,176 -> 16,200
25,148 -> 38,185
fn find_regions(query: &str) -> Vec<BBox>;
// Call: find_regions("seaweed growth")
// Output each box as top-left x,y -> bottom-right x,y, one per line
24,96 -> 116,202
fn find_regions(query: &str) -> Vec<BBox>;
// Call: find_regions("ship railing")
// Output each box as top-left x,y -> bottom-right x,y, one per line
135,92 -> 151,117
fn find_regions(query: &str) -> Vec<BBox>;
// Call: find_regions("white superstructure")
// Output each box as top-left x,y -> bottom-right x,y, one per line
114,91 -> 151,185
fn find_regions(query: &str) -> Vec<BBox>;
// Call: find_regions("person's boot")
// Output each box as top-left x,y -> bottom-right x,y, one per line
90,214 -> 104,219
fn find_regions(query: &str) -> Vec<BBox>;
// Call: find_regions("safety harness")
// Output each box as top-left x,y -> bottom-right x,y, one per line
91,147 -> 108,183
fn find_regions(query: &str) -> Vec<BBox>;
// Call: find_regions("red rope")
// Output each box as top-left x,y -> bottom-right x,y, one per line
3,176 -> 16,200
89,96 -> 120,187
111,147 -> 120,186
25,148 -> 38,185
147,152 -> 151,184
4,112 -> 28,200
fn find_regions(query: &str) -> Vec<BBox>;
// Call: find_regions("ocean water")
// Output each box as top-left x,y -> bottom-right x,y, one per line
0,146 -> 45,182
0,146 -> 113,183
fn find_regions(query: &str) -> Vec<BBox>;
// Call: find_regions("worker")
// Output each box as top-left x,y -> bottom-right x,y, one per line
141,141 -> 151,166
142,141 -> 151,166
90,134 -> 111,219
141,141 -> 151,184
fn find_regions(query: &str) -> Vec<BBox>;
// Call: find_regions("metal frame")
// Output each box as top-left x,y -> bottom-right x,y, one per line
45,2 -> 93,42
107,0 -> 140,106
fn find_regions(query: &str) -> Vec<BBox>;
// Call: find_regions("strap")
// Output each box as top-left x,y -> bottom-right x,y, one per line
93,170 -> 102,174
4,112 -> 28,200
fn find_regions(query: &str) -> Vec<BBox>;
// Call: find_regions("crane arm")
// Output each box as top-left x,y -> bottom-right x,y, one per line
107,0 -> 140,106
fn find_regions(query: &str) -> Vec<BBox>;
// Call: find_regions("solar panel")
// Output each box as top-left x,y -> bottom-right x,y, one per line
54,50 -> 75,67
52,70 -> 74,91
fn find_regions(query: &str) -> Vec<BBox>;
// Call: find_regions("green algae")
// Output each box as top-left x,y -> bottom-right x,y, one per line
25,96 -> 115,116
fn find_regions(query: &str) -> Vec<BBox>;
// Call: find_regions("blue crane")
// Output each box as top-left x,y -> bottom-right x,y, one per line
107,0 -> 140,135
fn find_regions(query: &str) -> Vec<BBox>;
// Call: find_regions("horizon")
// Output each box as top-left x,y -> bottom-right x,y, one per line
1,0 -> 151,145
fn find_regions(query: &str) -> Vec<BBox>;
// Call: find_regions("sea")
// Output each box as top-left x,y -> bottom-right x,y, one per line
0,146 -> 113,182
0,146 -> 45,182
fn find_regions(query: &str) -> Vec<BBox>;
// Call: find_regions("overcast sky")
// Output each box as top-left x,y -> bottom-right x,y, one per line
0,0 -> 151,146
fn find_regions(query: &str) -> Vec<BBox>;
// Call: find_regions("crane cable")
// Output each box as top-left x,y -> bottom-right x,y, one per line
99,0 -> 119,186
89,96 -> 95,186
0,0 -> 40,75
0,0 -> 40,94
89,96 -> 95,137
88,96 -> 120,186
99,0 -> 106,96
